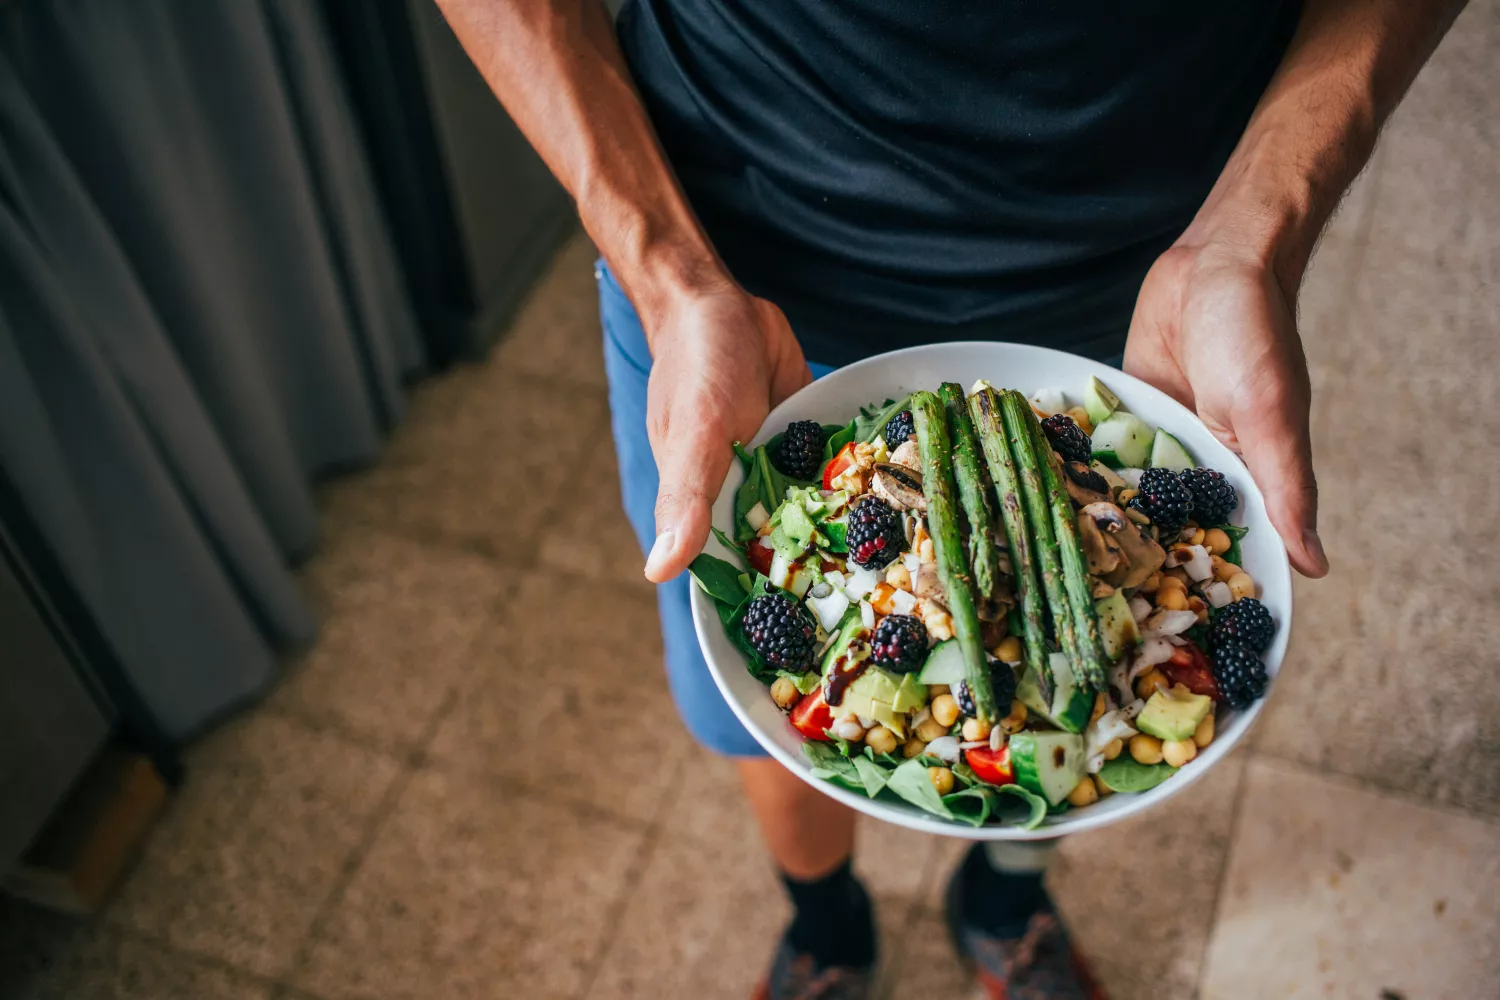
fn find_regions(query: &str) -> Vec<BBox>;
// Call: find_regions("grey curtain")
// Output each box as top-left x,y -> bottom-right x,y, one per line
0,0 -> 425,738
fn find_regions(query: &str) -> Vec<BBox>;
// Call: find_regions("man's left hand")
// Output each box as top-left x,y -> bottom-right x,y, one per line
1125,241 -> 1329,578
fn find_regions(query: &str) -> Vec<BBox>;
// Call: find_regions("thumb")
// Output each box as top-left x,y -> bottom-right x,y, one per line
1233,391 -> 1328,579
645,416 -> 732,584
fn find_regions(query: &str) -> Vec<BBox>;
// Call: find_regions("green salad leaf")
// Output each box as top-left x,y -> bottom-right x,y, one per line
885,757 -> 953,819
709,526 -> 743,564
733,443 -> 813,541
851,755 -> 892,799
1096,756 -> 1179,793
689,554 -> 750,608
1221,523 -> 1250,567
822,419 -> 859,462
941,786 -> 996,827
993,785 -> 1049,830
852,395 -> 914,445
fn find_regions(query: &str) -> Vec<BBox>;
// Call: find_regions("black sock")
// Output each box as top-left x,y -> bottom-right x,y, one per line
957,843 -> 1051,937
781,859 -> 876,968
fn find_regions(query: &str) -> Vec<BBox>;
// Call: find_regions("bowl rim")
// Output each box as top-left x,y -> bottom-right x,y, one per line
689,341 -> 1292,840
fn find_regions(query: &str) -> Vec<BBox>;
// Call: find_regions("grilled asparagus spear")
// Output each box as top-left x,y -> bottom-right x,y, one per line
938,382 -> 1003,610
969,388 -> 1052,701
911,391 -> 997,722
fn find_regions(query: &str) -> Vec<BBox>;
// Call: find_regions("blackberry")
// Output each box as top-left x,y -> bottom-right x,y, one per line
1128,467 -> 1193,534
740,593 -> 818,672
1180,467 -> 1238,525
773,420 -> 825,480
1041,413 -> 1092,464
1211,641 -> 1268,709
1211,597 -> 1275,652
883,410 -> 916,451
870,615 -> 927,674
954,662 -> 1019,719
845,496 -> 904,569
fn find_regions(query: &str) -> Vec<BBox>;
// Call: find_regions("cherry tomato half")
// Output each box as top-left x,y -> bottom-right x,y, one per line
1161,643 -> 1222,702
821,441 -> 858,491
747,538 -> 775,577
790,689 -> 836,741
963,744 -> 1015,786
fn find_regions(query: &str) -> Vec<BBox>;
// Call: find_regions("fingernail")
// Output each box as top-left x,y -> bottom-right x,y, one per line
1303,529 -> 1328,572
645,530 -> 676,579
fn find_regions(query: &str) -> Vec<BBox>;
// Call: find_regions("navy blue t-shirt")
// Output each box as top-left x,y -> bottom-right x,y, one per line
617,0 -> 1301,365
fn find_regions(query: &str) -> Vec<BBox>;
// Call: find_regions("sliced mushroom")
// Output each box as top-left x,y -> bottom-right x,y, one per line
1063,461 -> 1113,507
1076,509 -> 1124,577
1079,502 -> 1167,589
870,463 -> 926,512
913,560 -> 942,599
889,439 -> 922,471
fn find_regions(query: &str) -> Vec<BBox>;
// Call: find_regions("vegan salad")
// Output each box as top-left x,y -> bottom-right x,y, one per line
690,378 -> 1275,829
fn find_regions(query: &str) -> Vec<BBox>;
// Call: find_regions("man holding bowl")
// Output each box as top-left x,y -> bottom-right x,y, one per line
435,1 -> 1463,995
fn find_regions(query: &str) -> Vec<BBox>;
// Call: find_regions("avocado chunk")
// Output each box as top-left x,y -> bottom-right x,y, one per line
1136,685 -> 1212,742
841,668 -> 907,737
889,671 -> 929,714
1084,376 -> 1121,427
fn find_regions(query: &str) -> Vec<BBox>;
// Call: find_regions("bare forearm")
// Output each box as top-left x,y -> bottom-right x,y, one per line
1184,0 -> 1467,287
433,0 -> 729,332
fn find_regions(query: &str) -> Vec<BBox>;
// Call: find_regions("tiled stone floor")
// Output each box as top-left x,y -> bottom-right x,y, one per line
3,6 -> 1498,997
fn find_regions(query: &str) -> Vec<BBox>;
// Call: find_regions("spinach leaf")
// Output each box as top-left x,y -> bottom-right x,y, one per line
885,757 -> 953,819
951,760 -> 980,788
1096,757 -> 1178,793
823,521 -> 848,552
862,747 -> 904,768
941,786 -> 996,827
851,755 -> 893,799
1222,523 -> 1250,567
993,785 -> 1049,830
709,527 -> 745,566
734,444 -> 814,540
689,554 -> 750,608
822,418 -> 859,463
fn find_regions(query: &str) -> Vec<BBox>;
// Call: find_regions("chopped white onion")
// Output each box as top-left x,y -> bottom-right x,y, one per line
756,535 -> 775,551
769,551 -> 791,588
1128,596 -> 1153,623
1084,709 -> 1140,773
746,502 -> 770,531
1177,544 -> 1213,581
844,565 -> 881,601
1142,608 -> 1201,639
834,719 -> 865,741
857,715 -> 876,730
823,569 -> 846,589
1118,467 -> 1145,488
902,552 -> 922,574
1128,637 -> 1177,682
806,590 -> 851,631
860,600 -> 875,629
924,736 -> 962,762
911,706 -> 932,729
969,378 -> 995,396
959,741 -> 990,751
891,589 -> 918,616
1201,580 -> 1233,608
1119,697 -> 1147,721
1029,387 -> 1067,416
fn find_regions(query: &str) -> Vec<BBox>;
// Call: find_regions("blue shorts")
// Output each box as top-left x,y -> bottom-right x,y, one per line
599,261 -> 833,757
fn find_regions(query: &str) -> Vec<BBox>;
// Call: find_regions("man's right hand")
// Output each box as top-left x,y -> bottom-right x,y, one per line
642,284 -> 811,583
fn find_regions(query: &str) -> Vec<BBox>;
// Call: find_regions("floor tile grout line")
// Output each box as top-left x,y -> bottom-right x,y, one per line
571,755 -> 687,999
1249,747 -> 1500,829
1189,754 -> 1255,1000
79,922 -> 293,998
276,688 -> 462,991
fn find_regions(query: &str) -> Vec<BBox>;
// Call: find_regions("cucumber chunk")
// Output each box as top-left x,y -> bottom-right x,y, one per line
1009,731 -> 1088,806
1016,652 -> 1095,734
1090,412 -> 1152,469
916,638 -> 967,685
1084,376 -> 1121,427
1148,429 -> 1196,471
1095,591 -> 1141,661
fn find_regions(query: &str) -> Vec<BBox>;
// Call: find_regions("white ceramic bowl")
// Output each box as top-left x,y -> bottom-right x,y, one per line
690,342 -> 1291,839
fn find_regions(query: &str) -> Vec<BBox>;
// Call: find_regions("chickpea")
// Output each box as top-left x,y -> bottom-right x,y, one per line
1134,668 -> 1167,700
866,726 -> 899,756
770,676 -> 801,709
1066,777 -> 1099,807
994,635 -> 1024,664
930,694 -> 961,728
1193,711 -> 1215,749
1188,595 -> 1210,624
928,766 -> 956,796
1093,774 -> 1115,798
1157,587 -> 1190,612
927,683 -> 949,698
1118,488 -> 1139,503
1164,566 -> 1192,586
1103,737 -> 1123,760
833,718 -> 866,742
1186,526 -> 1206,547
1091,692 -> 1108,724
915,717 -> 950,743
1139,571 -> 1163,594
1157,573 -> 1188,592
1203,527 -> 1232,555
1228,572 -> 1257,602
884,562 -> 912,591
1162,738 -> 1198,768
1065,405 -> 1094,435
902,738 -> 927,759
1000,699 -> 1029,735
1129,733 -> 1164,765
962,717 -> 992,742
1211,555 -> 1239,582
